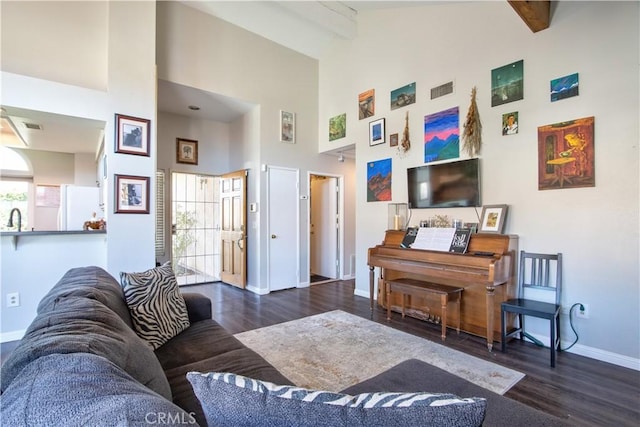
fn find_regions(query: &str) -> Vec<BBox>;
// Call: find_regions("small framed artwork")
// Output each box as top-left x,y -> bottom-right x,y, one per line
369,118 -> 385,146
389,133 -> 399,147
550,72 -> 579,102
502,112 -> 519,135
358,89 -> 375,120
176,138 -> 198,165
329,113 -> 346,141
479,204 -> 509,234
491,60 -> 523,107
280,110 -> 295,143
115,114 -> 150,156
114,174 -> 149,214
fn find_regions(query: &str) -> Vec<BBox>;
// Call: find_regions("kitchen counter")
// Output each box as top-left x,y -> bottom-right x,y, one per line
1,230 -> 106,249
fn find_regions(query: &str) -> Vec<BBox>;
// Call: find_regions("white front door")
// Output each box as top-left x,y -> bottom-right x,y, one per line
268,166 -> 299,292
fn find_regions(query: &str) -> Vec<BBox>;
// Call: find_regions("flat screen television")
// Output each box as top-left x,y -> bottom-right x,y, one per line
407,158 -> 481,208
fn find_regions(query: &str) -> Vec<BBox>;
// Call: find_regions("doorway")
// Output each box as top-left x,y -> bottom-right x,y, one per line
171,172 -> 220,286
309,173 -> 341,284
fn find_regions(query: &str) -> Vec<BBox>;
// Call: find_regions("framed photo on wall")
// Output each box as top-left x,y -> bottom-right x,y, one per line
115,114 -> 150,156
369,118 -> 385,146
280,110 -> 295,143
479,204 -> 508,234
176,138 -> 198,165
114,174 -> 149,214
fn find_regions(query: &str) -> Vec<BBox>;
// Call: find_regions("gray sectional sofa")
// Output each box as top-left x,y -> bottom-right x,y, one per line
0,266 -> 289,426
0,266 -> 567,426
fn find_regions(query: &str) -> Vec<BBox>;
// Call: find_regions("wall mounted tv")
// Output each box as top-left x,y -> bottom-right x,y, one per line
407,158 -> 481,208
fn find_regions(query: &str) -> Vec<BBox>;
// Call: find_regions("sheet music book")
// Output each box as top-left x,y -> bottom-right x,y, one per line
449,228 -> 472,253
410,227 -> 457,252
400,227 -> 419,248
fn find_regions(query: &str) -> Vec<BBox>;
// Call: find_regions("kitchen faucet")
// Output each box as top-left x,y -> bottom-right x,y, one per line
7,208 -> 22,232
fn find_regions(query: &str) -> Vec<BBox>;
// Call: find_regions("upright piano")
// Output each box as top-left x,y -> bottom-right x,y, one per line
368,230 -> 518,350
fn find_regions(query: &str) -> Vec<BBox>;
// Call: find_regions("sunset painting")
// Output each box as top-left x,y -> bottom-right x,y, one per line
367,158 -> 392,202
424,106 -> 460,163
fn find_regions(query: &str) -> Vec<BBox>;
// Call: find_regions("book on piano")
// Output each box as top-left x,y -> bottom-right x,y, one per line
400,227 -> 419,248
449,228 -> 472,253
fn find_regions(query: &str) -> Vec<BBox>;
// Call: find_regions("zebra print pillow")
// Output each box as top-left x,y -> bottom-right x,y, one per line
120,262 -> 190,350
187,371 -> 487,427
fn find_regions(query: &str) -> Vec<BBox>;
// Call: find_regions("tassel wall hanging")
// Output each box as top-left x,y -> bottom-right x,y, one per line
462,86 -> 482,157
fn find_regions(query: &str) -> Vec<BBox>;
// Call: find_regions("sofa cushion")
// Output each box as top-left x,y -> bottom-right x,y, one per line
343,359 -> 569,426
37,266 -> 134,328
120,262 -> 190,350
1,353 -> 196,427
0,295 -> 171,400
157,319 -> 292,426
187,371 -> 486,427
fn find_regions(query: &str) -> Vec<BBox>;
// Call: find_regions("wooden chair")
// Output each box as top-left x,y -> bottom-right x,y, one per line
501,251 -> 563,367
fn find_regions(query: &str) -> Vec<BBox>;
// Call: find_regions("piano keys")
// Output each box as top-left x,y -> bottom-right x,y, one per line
368,230 -> 518,350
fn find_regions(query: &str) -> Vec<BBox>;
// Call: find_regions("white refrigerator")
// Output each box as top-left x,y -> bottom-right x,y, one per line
58,185 -> 102,231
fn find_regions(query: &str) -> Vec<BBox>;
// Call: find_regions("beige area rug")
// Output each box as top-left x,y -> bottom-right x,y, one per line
234,310 -> 524,395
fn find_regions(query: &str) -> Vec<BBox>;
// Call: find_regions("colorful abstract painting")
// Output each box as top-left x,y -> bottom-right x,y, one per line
538,116 -> 595,190
329,113 -> 346,141
367,158 -> 392,202
550,73 -> 579,102
491,60 -> 524,107
424,107 -> 459,163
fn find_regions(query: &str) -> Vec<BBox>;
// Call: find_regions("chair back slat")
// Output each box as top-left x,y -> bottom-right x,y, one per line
518,251 -> 562,306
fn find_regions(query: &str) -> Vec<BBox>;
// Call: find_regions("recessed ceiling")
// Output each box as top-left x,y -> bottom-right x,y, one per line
0,106 -> 104,155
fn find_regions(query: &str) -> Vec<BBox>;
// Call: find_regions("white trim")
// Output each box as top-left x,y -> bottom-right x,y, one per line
246,284 -> 269,295
1,329 -> 25,343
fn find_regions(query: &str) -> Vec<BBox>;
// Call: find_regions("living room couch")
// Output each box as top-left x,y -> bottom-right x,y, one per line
1,266 -> 567,426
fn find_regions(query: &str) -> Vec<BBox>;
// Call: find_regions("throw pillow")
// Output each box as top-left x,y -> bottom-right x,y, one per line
120,262 -> 190,350
187,371 -> 486,427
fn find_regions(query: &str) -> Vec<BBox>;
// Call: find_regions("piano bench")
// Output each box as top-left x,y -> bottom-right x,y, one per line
386,278 -> 463,341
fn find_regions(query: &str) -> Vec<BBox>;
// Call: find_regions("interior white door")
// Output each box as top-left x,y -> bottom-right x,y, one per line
310,176 -> 338,279
268,166 -> 299,292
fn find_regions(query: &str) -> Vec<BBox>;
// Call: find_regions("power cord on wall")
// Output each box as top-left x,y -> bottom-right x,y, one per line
561,302 -> 584,351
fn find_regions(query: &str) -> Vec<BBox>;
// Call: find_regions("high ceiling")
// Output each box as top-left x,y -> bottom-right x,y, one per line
1,1 -> 546,158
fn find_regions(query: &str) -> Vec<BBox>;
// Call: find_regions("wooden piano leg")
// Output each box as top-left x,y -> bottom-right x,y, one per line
486,285 -> 495,351
369,266 -> 375,317
440,294 -> 447,341
387,282 -> 392,321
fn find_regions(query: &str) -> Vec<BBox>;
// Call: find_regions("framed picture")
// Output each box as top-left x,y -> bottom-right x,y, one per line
502,111 -> 519,136
491,60 -> 524,107
280,110 -> 295,143
115,114 -> 150,156
176,138 -> 198,165
390,82 -> 416,110
479,204 -> 509,234
358,89 -> 375,120
329,113 -> 346,141
114,174 -> 149,214
369,118 -> 385,146
389,133 -> 399,147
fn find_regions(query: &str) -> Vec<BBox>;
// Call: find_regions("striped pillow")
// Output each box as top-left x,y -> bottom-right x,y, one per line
187,372 -> 486,427
120,262 -> 190,350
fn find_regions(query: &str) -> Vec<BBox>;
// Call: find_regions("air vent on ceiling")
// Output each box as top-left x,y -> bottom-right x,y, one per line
430,81 -> 454,100
23,122 -> 42,130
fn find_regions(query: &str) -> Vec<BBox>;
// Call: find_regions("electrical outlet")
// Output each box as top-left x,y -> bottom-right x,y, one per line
6,292 -> 20,307
576,303 -> 589,319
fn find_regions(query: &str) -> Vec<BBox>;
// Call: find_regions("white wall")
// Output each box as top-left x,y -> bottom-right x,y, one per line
319,1 -> 639,367
1,1 -> 157,338
157,2 -> 356,293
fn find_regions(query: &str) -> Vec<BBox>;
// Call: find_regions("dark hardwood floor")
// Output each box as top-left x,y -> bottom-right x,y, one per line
182,279 -> 639,427
2,279 -> 638,426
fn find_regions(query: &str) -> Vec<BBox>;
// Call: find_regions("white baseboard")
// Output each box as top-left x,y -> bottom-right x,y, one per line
246,285 -> 270,295
352,290 -> 640,372
1,330 -> 25,343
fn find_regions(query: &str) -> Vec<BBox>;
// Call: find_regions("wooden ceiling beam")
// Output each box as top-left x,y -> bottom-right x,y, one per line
508,0 -> 550,33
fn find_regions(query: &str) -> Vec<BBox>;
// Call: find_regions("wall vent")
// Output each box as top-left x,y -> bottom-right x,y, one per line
23,122 -> 42,130
430,81 -> 454,99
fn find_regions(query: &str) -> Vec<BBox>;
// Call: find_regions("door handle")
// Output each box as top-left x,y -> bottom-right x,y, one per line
237,233 -> 244,250
271,234 -> 277,239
